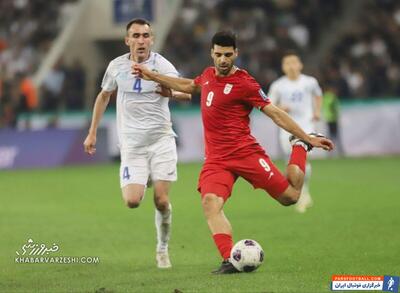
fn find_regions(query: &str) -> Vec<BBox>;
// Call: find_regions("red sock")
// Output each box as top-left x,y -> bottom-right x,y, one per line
289,145 -> 307,173
213,233 -> 233,260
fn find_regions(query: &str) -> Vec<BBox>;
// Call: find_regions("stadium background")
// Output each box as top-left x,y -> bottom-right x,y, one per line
1,0 -> 399,292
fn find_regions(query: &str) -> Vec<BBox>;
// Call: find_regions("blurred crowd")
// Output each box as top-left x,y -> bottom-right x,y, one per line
0,0 -> 84,128
1,0 -> 400,128
164,0 -> 400,103
320,0 -> 400,98
164,0 -> 341,105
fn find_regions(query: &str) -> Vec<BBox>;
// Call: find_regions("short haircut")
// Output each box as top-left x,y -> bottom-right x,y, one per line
126,18 -> 151,32
282,50 -> 302,60
211,31 -> 237,49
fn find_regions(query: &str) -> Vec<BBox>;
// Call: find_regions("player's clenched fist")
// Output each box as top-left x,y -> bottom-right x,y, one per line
310,136 -> 334,151
83,133 -> 97,155
132,64 -> 153,80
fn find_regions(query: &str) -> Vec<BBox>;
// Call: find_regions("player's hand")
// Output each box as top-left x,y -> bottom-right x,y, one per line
132,64 -> 153,81
309,136 -> 334,151
83,133 -> 97,155
156,84 -> 173,98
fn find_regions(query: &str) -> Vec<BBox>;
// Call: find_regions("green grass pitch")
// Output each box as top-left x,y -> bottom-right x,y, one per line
1,157 -> 399,292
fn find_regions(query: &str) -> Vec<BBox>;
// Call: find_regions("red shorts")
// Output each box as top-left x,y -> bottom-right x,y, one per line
198,152 -> 289,201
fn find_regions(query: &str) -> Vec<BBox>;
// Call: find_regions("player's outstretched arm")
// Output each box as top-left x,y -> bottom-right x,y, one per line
261,103 -> 334,151
133,64 -> 199,94
156,85 -> 192,101
171,90 -> 192,100
83,90 -> 113,155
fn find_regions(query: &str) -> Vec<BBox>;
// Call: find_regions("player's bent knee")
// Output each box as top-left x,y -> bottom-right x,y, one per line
154,196 -> 169,211
202,194 -> 217,207
125,198 -> 141,208
122,184 -> 145,209
202,194 -> 223,215
122,192 -> 144,208
279,197 -> 297,206
276,189 -> 300,206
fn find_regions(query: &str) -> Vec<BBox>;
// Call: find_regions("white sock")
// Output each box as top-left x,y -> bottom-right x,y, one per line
155,203 -> 172,253
302,163 -> 311,196
298,163 -> 312,204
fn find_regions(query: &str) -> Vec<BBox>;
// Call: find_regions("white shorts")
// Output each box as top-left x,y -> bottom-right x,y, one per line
119,136 -> 177,188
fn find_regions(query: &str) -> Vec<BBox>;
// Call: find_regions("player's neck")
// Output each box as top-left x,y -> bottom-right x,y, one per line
286,73 -> 301,80
130,52 -> 151,63
215,66 -> 237,77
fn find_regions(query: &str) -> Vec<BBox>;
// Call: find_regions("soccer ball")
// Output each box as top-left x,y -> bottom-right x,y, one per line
230,239 -> 264,272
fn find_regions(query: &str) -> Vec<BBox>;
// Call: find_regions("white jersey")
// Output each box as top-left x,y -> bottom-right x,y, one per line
268,74 -> 322,132
102,52 -> 178,150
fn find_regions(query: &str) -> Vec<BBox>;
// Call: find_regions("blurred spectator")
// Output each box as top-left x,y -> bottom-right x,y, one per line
41,60 -> 66,112
0,72 -> 37,128
18,73 -> 38,111
1,82 -> 17,129
323,85 -> 342,155
64,59 -> 86,110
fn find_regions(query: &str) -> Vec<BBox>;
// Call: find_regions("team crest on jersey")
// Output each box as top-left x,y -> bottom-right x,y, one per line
224,83 -> 233,94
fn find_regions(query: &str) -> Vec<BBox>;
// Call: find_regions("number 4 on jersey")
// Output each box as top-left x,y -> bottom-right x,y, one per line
123,167 -> 131,180
133,78 -> 142,93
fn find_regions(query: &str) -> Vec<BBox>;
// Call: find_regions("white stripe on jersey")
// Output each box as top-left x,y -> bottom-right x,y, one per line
102,52 -> 179,149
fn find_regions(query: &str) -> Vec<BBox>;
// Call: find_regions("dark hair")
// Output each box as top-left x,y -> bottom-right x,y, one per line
126,18 -> 151,32
211,31 -> 237,49
282,50 -> 302,60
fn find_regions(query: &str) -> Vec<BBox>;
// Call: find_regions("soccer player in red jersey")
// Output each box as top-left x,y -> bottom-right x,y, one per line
133,31 -> 334,274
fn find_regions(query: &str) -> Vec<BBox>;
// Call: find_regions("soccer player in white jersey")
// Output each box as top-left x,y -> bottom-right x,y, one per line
268,52 -> 323,213
83,18 -> 190,268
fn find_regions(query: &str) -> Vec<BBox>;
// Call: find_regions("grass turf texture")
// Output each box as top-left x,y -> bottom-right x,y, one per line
1,157 -> 399,293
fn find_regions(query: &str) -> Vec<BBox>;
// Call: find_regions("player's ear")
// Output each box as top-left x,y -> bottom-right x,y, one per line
299,61 -> 304,71
210,48 -> 214,58
234,48 -> 238,58
150,30 -> 155,46
124,35 -> 130,47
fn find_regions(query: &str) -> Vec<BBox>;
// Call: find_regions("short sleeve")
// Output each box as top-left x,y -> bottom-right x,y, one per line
311,77 -> 322,97
268,82 -> 280,105
159,57 -> 179,78
101,62 -> 117,92
193,73 -> 203,86
245,77 -> 271,109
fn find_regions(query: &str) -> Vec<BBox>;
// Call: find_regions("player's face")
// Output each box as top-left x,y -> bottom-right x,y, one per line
282,55 -> 303,79
125,24 -> 153,62
211,45 -> 238,76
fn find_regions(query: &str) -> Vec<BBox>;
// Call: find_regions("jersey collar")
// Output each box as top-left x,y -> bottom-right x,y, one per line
214,66 -> 240,80
128,51 -> 155,64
